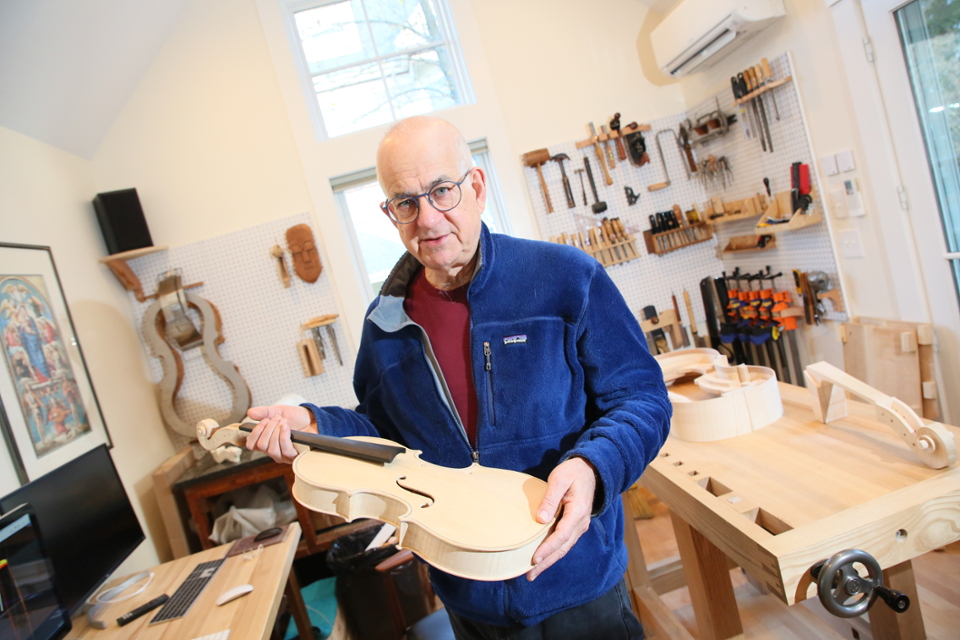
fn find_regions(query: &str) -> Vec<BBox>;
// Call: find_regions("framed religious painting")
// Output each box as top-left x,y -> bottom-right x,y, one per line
0,243 -> 111,486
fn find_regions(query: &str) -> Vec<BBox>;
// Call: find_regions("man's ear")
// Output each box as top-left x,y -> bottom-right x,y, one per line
469,166 -> 488,210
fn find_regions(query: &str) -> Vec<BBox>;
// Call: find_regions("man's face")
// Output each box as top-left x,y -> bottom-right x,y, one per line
377,122 -> 486,285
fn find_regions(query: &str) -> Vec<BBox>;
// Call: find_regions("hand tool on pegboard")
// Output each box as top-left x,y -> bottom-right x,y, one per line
522,149 -> 554,213
671,292 -> 691,347
747,67 -> 774,152
583,157 -> 607,214
677,120 -> 698,177
649,130 -> 675,192
551,153 -> 576,209
587,123 -> 613,185
759,267 -> 792,384
760,58 -> 780,120
622,123 -> 650,167
600,124 -> 616,169
730,77 -> 753,141
574,168 -> 587,206
609,113 -> 627,162
738,72 -> 766,152
683,289 -> 707,348
641,305 -> 670,354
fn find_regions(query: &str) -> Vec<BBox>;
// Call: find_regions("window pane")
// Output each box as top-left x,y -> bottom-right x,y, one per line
314,62 -> 393,136
364,0 -> 445,56
896,0 -> 960,295
343,182 -> 409,297
383,47 -> 459,119
295,2 -> 376,75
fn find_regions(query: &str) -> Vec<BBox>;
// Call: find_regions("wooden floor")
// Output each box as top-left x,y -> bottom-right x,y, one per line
634,487 -> 960,640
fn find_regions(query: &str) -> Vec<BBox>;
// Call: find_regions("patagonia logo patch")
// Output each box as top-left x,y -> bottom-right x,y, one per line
502,335 -> 527,345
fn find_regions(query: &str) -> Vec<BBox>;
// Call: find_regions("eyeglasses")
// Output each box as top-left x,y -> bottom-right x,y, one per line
380,170 -> 473,224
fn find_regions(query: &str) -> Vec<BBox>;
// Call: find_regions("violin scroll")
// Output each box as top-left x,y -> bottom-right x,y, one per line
195,419 -> 309,456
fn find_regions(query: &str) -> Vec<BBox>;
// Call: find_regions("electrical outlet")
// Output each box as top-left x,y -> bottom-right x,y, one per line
839,228 -> 865,258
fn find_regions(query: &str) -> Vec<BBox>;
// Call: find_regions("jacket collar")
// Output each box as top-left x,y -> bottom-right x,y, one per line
367,223 -> 493,333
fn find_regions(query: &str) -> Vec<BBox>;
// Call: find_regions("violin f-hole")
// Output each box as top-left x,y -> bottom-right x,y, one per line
396,476 -> 435,508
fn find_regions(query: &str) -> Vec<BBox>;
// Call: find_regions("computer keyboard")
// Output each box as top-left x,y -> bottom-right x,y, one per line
150,558 -> 225,624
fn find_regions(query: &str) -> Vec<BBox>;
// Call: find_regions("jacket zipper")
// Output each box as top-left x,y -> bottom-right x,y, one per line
483,341 -> 497,427
413,324 -> 477,461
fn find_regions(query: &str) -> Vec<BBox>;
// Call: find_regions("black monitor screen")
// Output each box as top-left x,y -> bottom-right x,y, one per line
0,444 -> 144,615
0,504 -> 71,640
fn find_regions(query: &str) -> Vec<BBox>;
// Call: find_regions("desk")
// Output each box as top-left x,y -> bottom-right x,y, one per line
641,382 -> 960,640
69,522 -> 303,640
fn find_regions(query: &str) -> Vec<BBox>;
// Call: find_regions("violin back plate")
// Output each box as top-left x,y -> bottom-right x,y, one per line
292,437 -> 554,581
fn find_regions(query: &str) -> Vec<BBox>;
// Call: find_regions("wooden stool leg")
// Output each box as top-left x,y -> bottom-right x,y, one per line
285,570 -> 313,640
869,560 -> 926,640
670,511 -> 744,640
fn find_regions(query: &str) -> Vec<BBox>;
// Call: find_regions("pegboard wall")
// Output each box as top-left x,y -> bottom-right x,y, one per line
522,51 -> 846,343
124,213 -> 357,448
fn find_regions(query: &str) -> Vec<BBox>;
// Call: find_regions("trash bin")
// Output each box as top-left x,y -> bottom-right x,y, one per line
327,525 -> 431,640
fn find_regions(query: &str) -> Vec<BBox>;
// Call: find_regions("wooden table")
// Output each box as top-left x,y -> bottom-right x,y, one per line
69,522 -> 303,640
642,381 -> 960,640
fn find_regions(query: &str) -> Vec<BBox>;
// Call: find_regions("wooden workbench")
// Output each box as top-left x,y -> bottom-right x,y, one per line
641,381 -> 960,640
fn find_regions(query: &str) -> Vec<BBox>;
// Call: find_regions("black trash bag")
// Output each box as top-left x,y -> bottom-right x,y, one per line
326,525 -> 396,575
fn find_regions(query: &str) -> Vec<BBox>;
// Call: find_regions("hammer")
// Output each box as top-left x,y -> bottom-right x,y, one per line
551,153 -> 576,208
522,149 -> 554,213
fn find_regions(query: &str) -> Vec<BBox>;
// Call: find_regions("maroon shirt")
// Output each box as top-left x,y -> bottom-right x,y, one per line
404,269 -> 478,447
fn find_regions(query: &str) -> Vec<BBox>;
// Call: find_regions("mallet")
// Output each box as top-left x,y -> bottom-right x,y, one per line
522,149 -> 554,213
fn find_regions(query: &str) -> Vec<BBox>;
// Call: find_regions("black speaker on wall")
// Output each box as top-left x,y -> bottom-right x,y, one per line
92,188 -> 154,256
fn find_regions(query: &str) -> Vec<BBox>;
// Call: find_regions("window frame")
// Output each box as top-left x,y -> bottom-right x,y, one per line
332,139 -> 513,306
279,0 -> 474,141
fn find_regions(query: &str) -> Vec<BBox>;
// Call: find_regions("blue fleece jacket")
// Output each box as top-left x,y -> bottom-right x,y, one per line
302,224 -> 671,627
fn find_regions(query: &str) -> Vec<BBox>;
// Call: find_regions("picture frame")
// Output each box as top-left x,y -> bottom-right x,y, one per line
0,243 -> 111,486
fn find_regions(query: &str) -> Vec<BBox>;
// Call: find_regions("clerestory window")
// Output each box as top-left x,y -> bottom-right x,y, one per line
282,0 -> 473,139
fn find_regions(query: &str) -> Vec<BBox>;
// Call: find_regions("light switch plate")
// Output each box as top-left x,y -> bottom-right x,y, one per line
821,155 -> 839,176
836,149 -> 856,172
830,188 -> 847,218
839,228 -> 865,258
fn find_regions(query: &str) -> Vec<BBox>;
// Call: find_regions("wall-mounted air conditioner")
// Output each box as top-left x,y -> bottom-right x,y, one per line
651,0 -> 786,78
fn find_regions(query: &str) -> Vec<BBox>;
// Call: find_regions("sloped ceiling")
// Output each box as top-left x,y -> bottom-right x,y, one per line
0,0 -> 192,159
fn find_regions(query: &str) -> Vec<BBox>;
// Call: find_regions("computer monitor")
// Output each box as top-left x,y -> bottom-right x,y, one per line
0,503 -> 72,640
0,444 -> 145,616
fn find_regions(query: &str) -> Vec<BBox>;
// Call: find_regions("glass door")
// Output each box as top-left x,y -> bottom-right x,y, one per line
895,0 -> 960,299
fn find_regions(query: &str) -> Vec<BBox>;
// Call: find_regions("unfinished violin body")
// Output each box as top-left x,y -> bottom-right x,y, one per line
196,420 -> 553,581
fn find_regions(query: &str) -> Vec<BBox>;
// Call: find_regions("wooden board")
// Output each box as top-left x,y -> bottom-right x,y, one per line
152,445 -> 200,559
842,317 -> 939,419
641,382 -> 960,608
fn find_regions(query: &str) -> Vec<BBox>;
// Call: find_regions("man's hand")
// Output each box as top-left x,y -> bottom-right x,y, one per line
245,405 -> 316,464
526,457 -> 597,581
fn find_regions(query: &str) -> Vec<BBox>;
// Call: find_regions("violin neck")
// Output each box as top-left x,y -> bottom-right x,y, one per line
237,423 -> 404,464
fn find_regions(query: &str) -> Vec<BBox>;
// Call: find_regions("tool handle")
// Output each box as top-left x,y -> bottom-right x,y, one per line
683,290 -> 698,335
584,157 -> 600,202
761,58 -> 774,82
594,143 -> 613,186
535,164 -> 553,213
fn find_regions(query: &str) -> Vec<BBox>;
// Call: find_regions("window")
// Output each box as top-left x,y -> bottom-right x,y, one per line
333,140 -> 512,301
283,0 -> 472,139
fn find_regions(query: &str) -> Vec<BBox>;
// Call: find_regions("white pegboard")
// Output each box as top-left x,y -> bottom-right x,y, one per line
125,213 -> 356,446
523,52 -> 845,350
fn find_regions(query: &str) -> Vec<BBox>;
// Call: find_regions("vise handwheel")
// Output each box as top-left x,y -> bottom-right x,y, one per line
810,549 -> 910,618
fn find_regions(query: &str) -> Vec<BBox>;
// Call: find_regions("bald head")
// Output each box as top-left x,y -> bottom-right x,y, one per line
376,117 -> 473,192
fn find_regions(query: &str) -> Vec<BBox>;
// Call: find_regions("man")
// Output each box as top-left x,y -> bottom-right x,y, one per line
246,116 -> 671,639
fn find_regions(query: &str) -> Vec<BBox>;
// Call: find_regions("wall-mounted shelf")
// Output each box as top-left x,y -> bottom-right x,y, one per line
99,246 -> 169,302
753,190 -> 823,234
642,222 -> 713,256
706,194 -> 767,224
722,235 -> 777,254
550,220 -> 640,269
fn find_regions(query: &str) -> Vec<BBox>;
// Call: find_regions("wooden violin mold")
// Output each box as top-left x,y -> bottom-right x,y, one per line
197,420 -> 554,581
656,348 -> 783,442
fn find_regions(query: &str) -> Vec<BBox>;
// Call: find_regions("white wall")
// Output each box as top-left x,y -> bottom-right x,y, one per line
0,125 -> 173,572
